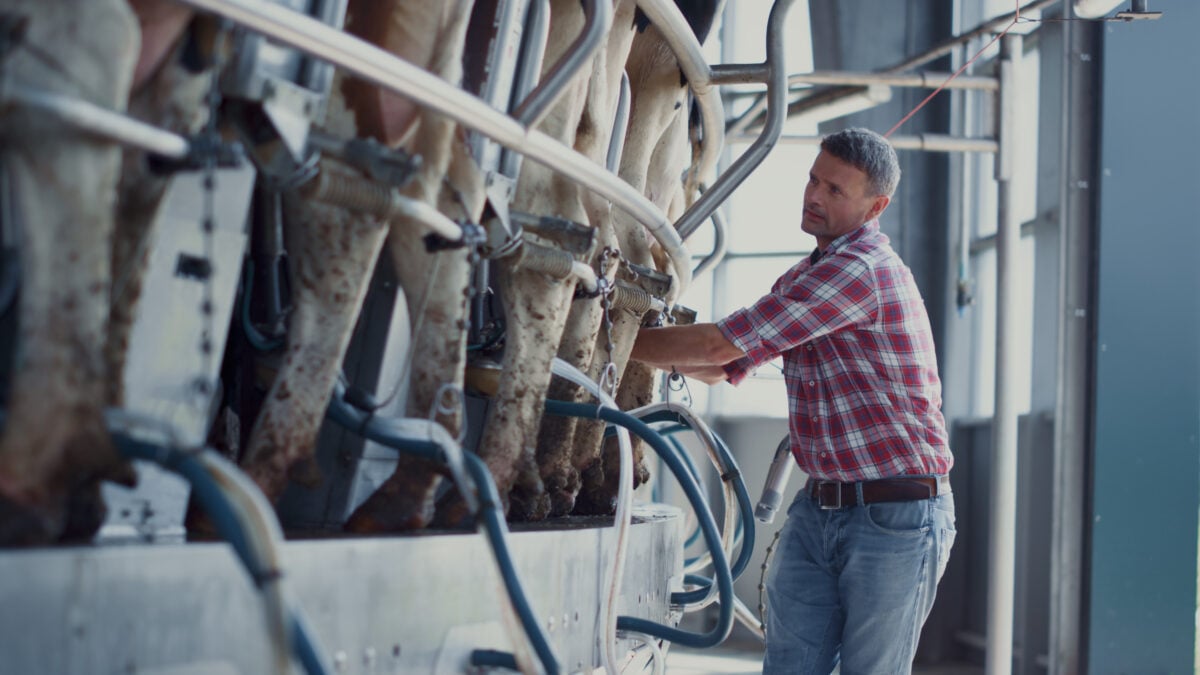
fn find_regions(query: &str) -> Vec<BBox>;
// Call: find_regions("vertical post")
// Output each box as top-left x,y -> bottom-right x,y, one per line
1050,13 -> 1099,675
987,33 -> 1021,675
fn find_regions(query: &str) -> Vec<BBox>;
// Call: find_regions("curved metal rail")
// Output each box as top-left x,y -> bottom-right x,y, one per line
175,0 -> 693,295
513,0 -> 612,128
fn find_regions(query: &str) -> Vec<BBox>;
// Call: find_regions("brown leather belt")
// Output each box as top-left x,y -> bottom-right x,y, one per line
807,475 -> 951,510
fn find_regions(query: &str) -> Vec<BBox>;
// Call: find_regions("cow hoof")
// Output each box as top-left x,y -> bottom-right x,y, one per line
571,491 -> 617,517
0,492 -> 60,547
544,472 -> 581,518
508,490 -> 551,523
183,498 -> 220,541
343,506 -> 431,534
431,495 -> 475,529
57,481 -> 107,544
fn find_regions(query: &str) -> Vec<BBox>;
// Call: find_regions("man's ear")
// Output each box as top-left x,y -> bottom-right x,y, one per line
867,195 -> 890,221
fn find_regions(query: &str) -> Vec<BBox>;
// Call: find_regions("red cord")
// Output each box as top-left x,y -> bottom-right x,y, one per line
883,1 -> 1021,138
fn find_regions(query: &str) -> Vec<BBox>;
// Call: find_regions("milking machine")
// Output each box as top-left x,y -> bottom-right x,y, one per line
0,0 -> 810,672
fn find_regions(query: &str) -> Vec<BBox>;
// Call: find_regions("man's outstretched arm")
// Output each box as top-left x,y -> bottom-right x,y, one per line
630,323 -> 746,384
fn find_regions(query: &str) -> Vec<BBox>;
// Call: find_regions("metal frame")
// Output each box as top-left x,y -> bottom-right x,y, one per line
174,0 -> 694,292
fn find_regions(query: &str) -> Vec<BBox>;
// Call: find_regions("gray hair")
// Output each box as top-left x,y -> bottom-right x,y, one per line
819,128 -> 901,197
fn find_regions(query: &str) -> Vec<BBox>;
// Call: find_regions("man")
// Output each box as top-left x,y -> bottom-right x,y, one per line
631,128 -> 954,674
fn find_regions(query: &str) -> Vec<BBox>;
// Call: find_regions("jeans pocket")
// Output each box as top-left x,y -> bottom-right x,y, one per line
936,527 -> 957,580
863,500 -> 932,537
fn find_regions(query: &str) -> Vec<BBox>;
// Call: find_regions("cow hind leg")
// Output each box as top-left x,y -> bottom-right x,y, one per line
0,0 -> 139,545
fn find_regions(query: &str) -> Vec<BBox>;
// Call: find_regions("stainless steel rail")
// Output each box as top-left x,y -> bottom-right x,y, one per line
174,0 -> 693,294
513,0 -> 612,128
674,0 -> 798,241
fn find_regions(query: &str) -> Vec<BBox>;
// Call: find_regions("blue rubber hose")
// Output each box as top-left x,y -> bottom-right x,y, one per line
115,434 -> 332,675
543,400 -> 734,648
635,410 -> 756,601
325,387 -> 559,675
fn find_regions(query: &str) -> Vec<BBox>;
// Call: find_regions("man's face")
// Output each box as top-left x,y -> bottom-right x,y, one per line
801,151 -> 889,250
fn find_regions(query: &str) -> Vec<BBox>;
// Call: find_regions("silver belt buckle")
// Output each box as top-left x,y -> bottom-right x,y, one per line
816,481 -> 842,510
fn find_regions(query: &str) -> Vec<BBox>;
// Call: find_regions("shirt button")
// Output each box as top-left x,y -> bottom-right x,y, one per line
807,345 -> 813,351
808,380 -> 815,387
811,416 -> 817,422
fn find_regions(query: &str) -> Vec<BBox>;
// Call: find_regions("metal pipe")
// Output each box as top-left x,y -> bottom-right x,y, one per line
729,0 -> 1061,134
500,0 -> 551,179
691,203 -> 727,279
512,0 -> 611,128
607,73 -> 631,174
1074,0 -> 1124,17
787,70 -> 998,91
175,0 -> 692,295
635,0 -> 726,186
1048,16 -> 1098,675
3,83 -> 190,158
986,33 -> 1021,675
710,63 -> 769,86
756,132 -> 999,154
675,0 -> 798,241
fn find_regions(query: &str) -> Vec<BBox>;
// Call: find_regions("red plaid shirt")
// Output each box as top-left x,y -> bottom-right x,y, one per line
716,221 -> 952,482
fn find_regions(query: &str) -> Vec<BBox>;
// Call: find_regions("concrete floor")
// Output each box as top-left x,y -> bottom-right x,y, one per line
661,645 -> 985,674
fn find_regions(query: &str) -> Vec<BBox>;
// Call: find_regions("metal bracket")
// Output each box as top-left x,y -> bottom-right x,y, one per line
308,131 -> 422,188
424,221 -> 485,253
510,211 -> 596,258
618,260 -> 672,299
149,133 -> 245,175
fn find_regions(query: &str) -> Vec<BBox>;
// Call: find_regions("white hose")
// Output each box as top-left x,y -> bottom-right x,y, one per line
105,410 -> 294,674
550,358 -> 633,675
628,402 -> 739,611
617,631 -> 666,675
200,452 -> 294,675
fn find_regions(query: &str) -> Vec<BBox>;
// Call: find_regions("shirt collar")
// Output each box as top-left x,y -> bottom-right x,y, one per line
813,220 -> 879,261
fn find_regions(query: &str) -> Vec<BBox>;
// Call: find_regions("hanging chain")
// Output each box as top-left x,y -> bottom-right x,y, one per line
665,366 -> 693,408
758,529 -> 783,633
596,246 -> 619,397
196,22 -> 231,399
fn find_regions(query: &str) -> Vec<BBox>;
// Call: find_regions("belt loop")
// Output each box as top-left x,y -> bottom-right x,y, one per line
854,481 -> 865,507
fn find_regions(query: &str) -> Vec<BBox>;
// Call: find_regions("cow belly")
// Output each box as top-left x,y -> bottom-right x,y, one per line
0,0 -> 139,544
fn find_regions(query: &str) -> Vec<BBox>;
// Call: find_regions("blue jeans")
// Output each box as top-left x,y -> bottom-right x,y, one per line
763,491 -> 956,675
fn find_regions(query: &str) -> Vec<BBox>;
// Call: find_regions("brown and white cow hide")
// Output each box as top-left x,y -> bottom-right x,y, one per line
237,0 -> 483,526
531,0 -> 640,519
0,0 -> 139,545
436,0 -> 615,525
574,20 -> 697,516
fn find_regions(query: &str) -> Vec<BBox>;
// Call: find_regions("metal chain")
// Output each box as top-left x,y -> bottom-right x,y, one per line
597,246 -> 618,397
758,529 -> 783,633
196,23 -> 231,399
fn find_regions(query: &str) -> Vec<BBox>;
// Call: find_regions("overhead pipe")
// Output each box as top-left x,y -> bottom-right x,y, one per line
674,0 -> 798,241
513,0 -> 612,128
634,0 -> 726,187
754,132 -> 999,154
728,0 -> 1061,135
786,70 -> 998,91
3,83 -> 190,158
174,0 -> 692,295
986,34 -> 1021,675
